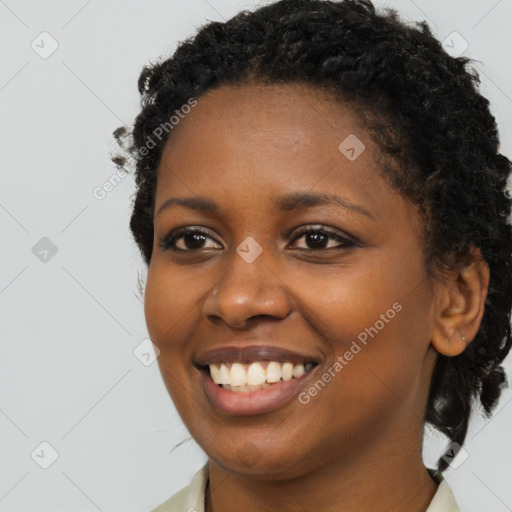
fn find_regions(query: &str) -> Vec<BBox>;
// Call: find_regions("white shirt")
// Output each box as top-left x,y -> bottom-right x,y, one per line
150,463 -> 461,511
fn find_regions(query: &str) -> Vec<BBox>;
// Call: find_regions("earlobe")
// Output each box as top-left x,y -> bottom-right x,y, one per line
430,247 -> 489,357
433,331 -> 468,357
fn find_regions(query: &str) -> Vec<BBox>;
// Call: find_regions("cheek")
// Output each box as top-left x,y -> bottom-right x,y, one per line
301,253 -> 427,341
304,250 -> 433,401
144,260 -> 202,345
144,262 -> 202,415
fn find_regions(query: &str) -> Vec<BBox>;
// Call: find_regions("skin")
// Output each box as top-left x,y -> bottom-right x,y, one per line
144,83 -> 489,512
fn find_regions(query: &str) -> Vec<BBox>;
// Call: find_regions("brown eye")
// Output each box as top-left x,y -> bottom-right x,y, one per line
289,226 -> 356,250
159,227 -> 222,251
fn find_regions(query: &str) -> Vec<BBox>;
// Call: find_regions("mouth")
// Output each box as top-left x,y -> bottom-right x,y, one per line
200,360 -> 317,392
194,345 -> 321,415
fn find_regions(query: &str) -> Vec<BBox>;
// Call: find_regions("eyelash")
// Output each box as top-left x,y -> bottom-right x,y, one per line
158,225 -> 358,253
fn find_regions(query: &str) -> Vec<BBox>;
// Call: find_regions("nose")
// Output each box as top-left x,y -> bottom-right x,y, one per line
201,250 -> 293,329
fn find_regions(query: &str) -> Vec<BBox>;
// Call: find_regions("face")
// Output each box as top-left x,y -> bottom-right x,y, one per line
145,83 -> 439,479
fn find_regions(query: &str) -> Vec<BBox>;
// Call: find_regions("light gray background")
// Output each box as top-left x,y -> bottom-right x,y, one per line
1,1 -> 511,511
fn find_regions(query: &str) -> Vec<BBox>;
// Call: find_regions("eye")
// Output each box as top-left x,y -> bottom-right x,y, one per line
158,225 -> 358,253
158,226 -> 222,251
288,225 -> 356,251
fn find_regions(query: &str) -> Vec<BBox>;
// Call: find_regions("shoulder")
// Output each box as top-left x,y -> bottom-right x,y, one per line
150,463 -> 209,512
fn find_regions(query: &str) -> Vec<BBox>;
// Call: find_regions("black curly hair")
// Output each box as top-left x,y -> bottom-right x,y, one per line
113,0 -> 512,472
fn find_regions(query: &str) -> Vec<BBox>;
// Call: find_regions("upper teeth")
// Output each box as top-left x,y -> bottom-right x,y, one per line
209,361 -> 312,386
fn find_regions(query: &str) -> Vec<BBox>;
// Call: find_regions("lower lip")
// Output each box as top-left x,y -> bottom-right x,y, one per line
200,367 -> 317,416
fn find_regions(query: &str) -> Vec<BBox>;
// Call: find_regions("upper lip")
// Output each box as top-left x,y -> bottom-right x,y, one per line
194,344 -> 321,367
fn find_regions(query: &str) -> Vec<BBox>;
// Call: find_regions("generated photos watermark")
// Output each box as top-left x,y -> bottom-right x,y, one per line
93,97 -> 198,200
298,301 -> 403,404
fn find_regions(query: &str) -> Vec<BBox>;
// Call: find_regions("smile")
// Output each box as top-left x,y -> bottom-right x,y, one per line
194,344 -> 321,415
199,361 -> 318,416
206,361 -> 316,392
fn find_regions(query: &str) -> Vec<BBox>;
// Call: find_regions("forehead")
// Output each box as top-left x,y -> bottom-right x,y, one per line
161,83 -> 367,148
156,83 -> 384,197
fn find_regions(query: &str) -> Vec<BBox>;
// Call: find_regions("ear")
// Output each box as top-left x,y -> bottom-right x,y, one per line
430,247 -> 490,357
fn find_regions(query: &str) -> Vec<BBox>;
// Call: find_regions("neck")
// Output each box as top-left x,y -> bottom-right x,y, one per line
205,429 -> 439,512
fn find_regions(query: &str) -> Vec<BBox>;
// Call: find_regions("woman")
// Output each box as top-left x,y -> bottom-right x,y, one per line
113,1 -> 512,510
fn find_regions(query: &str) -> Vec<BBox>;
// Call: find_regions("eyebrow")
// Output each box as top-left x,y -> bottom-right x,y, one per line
156,192 -> 375,219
